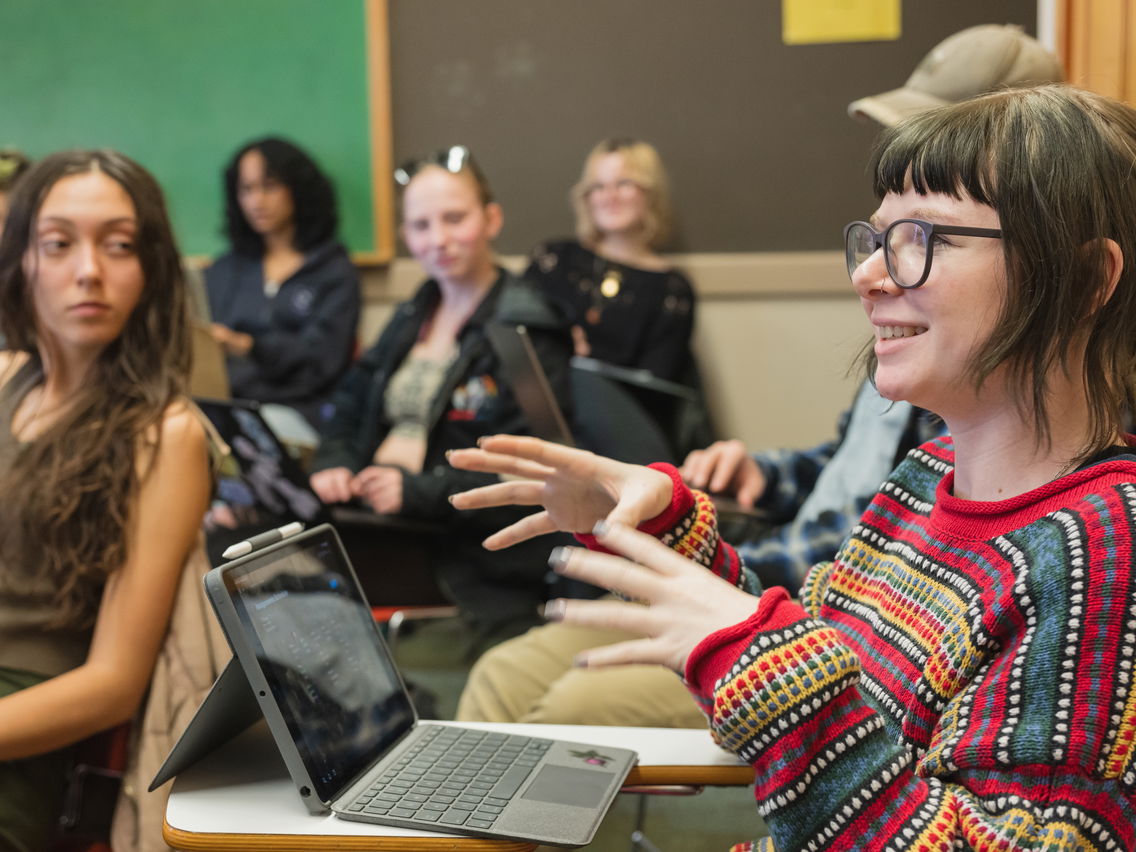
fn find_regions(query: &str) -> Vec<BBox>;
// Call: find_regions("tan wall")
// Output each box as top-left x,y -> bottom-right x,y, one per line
356,252 -> 866,453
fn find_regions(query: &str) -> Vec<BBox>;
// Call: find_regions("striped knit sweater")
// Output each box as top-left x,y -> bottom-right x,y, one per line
642,441 -> 1136,851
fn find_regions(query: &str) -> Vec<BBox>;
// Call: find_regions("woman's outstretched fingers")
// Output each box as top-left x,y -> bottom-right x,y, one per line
481,511 -> 557,550
545,596 -> 658,638
576,637 -> 670,669
477,434 -> 582,468
592,522 -> 696,578
447,447 -> 554,480
450,480 -> 544,510
548,546 -> 662,602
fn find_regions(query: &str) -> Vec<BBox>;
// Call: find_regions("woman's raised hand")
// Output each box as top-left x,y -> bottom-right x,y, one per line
448,435 -> 673,550
545,522 -> 759,673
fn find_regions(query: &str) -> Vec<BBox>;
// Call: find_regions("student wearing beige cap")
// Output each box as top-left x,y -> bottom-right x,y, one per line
848,23 -> 1063,126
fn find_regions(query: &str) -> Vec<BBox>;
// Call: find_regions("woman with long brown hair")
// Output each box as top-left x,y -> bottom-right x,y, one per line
0,150 -> 210,850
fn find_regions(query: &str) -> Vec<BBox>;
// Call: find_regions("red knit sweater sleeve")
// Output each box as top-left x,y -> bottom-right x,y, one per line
574,463 -> 753,592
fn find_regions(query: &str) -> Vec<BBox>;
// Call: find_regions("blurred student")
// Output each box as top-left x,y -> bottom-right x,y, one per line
206,137 -> 359,429
525,138 -> 694,383
309,146 -> 572,637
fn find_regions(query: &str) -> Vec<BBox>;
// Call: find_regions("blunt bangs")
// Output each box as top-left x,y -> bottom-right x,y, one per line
871,104 -> 998,207
862,86 -> 1136,463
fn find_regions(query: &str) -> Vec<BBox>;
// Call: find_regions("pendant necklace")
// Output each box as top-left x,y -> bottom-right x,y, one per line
586,254 -> 623,325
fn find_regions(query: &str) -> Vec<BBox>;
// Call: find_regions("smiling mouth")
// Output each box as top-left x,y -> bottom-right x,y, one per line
876,325 -> 927,340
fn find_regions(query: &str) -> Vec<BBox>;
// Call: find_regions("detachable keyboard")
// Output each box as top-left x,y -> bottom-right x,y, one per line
345,726 -> 552,830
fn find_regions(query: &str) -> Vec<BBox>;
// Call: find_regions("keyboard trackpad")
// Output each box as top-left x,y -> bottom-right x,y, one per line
521,765 -> 614,808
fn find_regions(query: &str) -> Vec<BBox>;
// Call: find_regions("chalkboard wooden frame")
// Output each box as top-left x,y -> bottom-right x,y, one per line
363,0 -> 395,264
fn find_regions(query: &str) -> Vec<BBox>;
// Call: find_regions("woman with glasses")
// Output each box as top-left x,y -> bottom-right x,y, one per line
449,85 -> 1136,849
309,147 -> 572,638
205,137 -> 360,429
525,138 -> 694,383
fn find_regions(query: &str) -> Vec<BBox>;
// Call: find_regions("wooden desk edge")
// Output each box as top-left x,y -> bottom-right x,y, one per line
623,764 -> 754,787
164,822 -> 537,851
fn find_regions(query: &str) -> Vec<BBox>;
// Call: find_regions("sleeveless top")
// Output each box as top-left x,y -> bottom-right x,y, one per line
0,360 -> 97,677
375,354 -> 453,474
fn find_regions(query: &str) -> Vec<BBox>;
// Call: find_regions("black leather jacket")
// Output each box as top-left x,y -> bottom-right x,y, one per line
312,268 -> 572,528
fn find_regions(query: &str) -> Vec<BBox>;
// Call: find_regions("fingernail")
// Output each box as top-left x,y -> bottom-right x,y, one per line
447,494 -> 456,504
445,449 -> 454,460
592,520 -> 610,537
476,437 -> 486,447
542,599 -> 566,621
572,653 -> 588,668
548,546 -> 570,570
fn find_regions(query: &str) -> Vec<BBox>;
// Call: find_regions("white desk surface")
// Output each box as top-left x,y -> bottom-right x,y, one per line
164,719 -> 752,850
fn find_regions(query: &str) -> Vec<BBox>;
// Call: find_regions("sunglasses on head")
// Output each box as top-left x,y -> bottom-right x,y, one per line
393,145 -> 472,186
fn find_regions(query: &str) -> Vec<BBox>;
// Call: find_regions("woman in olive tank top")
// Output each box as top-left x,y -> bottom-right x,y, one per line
0,150 -> 210,850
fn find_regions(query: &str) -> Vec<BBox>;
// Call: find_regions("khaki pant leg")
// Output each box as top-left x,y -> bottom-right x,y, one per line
529,663 -> 706,727
456,614 -> 707,728
457,618 -> 628,722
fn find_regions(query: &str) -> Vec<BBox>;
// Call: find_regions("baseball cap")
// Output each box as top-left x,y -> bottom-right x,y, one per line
848,24 -> 1064,127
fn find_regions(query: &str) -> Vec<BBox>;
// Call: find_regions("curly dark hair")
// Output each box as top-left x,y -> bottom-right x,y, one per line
0,149 -> 191,627
222,136 -> 339,256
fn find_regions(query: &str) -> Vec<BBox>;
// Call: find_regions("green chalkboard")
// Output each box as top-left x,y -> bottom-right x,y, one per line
1,0 -> 390,258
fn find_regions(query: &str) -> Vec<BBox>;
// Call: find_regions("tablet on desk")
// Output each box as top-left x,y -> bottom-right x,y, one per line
197,524 -> 636,847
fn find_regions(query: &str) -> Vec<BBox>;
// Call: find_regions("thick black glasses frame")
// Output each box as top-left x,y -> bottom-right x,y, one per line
393,145 -> 471,187
843,219 -> 1003,289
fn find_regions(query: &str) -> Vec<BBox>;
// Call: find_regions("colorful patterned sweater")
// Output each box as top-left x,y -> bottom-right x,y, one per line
635,442 -> 1136,851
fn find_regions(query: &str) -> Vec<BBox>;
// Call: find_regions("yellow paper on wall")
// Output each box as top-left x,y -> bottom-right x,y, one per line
782,0 -> 901,45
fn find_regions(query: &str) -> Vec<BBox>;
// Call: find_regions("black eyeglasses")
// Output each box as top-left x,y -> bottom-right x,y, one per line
843,219 -> 1003,289
393,145 -> 471,186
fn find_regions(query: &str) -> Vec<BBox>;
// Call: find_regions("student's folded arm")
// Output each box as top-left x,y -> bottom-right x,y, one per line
0,403 -> 210,759
249,263 -> 361,393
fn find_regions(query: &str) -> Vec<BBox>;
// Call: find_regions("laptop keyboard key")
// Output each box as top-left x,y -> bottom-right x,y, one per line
439,811 -> 469,825
490,763 -> 535,799
389,806 -> 419,818
468,818 -> 496,829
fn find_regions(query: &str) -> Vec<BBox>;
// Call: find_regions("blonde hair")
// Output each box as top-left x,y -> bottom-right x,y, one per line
571,138 -> 673,250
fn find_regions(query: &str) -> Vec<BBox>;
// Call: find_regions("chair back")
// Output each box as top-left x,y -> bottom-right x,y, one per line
569,367 -> 677,465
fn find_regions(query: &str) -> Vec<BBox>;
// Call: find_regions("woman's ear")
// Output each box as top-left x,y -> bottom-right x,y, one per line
1097,238 -> 1124,308
484,202 -> 504,241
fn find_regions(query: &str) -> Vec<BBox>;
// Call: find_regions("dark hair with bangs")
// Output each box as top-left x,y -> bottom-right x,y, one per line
864,84 -> 1136,463
222,136 -> 339,256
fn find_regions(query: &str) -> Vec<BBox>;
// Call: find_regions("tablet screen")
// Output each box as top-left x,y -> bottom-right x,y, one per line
220,528 -> 416,802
